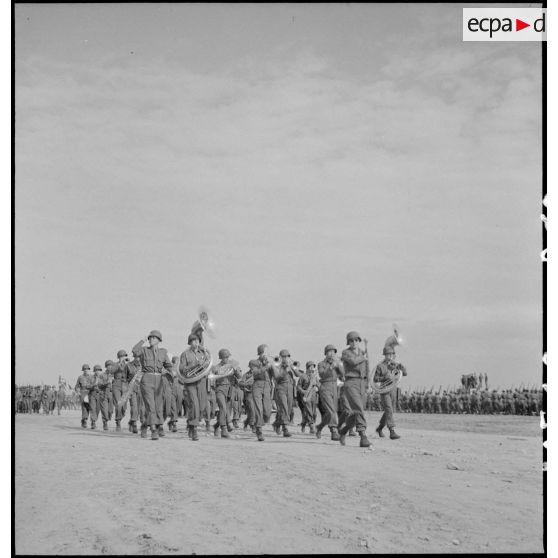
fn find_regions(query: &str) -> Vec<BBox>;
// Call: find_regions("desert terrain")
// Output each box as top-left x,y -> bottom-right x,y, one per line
15,409 -> 544,555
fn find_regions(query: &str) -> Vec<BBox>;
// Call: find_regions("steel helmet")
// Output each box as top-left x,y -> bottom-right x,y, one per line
81,364 -> 90,371
187,332 -> 199,344
306,361 -> 316,369
148,330 -> 163,342
248,359 -> 260,369
346,331 -> 362,343
279,349 -> 291,357
104,360 -> 114,368
117,349 -> 127,358
324,344 -> 337,355
218,348 -> 231,360
93,365 -> 102,371
257,344 -> 268,355
383,345 -> 395,355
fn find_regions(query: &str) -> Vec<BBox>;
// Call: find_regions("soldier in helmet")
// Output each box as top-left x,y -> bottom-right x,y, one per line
373,344 -> 407,439
251,345 -> 276,441
109,350 -> 132,432
75,364 -> 93,428
296,361 -> 318,434
179,332 -> 211,441
315,344 -> 344,441
211,348 -> 242,438
132,330 -> 174,440
338,331 -> 371,448
270,349 -> 299,438
240,363 -> 255,432
89,363 -> 112,430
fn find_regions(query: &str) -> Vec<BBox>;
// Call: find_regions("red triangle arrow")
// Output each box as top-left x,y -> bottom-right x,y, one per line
516,19 -> 530,31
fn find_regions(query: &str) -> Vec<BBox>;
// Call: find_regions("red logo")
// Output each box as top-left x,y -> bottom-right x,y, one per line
516,19 -> 530,32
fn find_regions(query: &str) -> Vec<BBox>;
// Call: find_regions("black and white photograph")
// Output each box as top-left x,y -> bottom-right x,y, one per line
13,3 -> 546,555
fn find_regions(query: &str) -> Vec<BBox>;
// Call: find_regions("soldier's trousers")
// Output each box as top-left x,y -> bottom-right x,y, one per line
111,382 -> 129,421
231,386 -> 243,421
274,385 -> 293,426
301,395 -> 316,426
378,390 -> 397,429
91,391 -> 110,422
339,378 -> 367,433
161,376 -> 173,420
174,383 -> 183,417
107,390 -> 113,419
184,378 -> 208,427
317,384 -> 338,429
252,381 -> 272,427
127,388 -> 139,422
140,373 -> 164,427
243,391 -> 254,425
215,385 -> 231,427
79,391 -> 90,420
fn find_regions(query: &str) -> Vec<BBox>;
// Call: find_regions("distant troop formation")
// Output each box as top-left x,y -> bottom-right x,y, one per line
370,387 -> 543,416
15,381 -> 80,415
36,321 -> 409,449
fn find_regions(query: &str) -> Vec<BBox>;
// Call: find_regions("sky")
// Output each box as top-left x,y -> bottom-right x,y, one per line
14,3 -> 543,390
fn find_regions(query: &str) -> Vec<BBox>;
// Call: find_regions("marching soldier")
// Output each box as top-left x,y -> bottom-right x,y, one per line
251,345 -> 276,441
179,332 -> 211,441
132,330 -> 174,440
75,364 -> 93,428
339,331 -> 371,448
316,344 -> 343,441
240,366 -> 255,432
110,350 -> 132,432
373,345 -> 407,439
96,361 -> 113,430
271,350 -> 298,437
87,365 -> 103,429
296,361 -> 318,434
211,349 -> 242,438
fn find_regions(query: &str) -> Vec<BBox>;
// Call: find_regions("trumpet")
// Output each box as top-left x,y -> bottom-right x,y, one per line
302,371 -> 319,403
207,362 -> 238,381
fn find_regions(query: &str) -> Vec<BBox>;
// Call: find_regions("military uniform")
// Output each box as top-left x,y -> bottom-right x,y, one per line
179,341 -> 211,438
316,349 -> 343,439
339,332 -> 370,446
133,333 -> 174,438
212,354 -> 242,437
75,366 -> 93,427
110,354 -> 134,431
373,358 -> 407,438
251,354 -> 275,441
272,352 -> 296,437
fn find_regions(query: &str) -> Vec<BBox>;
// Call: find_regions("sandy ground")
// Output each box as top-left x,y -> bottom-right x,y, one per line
15,409 -> 544,555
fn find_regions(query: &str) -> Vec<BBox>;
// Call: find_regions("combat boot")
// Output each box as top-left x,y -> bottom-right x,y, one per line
205,420 -> 211,433
256,428 -> 265,441
151,427 -> 159,440
273,424 -> 281,435
282,426 -> 292,438
158,425 -> 165,437
140,425 -> 147,438
251,425 -> 256,433
115,421 -> 121,432
91,421 -> 96,430
102,420 -> 108,431
348,428 -> 357,437
301,424 -> 306,433
339,428 -> 347,446
221,426 -> 230,438
331,427 -> 340,441
171,422 -> 177,433
376,426 -> 385,438
359,432 -> 371,448
243,420 -> 249,431
81,419 -> 87,429
389,428 -> 400,440
227,422 -> 234,433
315,427 -> 322,439
128,421 -> 133,433
233,419 -> 239,429
131,421 -> 138,434
214,423 -> 220,437
192,426 -> 199,441
187,425 -> 193,439
309,424 -> 316,434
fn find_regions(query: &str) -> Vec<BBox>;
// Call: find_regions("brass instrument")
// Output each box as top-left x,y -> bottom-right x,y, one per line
207,362 -> 237,382
369,325 -> 405,395
178,350 -> 213,384
302,370 -> 319,403
197,305 -> 216,339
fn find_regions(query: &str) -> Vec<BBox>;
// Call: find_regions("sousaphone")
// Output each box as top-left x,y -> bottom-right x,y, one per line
370,324 -> 405,395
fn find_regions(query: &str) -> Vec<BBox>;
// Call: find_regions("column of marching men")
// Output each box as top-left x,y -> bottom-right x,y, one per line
62,326 -> 409,447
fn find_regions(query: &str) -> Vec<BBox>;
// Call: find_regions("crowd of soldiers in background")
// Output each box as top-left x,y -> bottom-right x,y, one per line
15,381 -> 80,414
15,379 -> 544,419
366,386 -> 544,416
